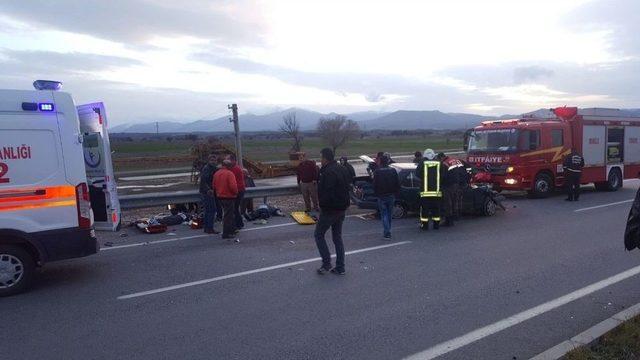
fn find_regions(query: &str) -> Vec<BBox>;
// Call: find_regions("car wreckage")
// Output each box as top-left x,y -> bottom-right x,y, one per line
351,155 -> 505,219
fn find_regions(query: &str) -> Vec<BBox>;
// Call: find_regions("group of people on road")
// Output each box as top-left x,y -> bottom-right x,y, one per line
199,154 -> 251,241
416,148 -> 469,230
199,146 -> 589,276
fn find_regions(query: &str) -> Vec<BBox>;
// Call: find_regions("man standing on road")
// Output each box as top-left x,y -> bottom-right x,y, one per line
416,149 -> 443,230
340,156 -> 356,184
373,154 -> 400,239
296,153 -> 320,212
228,154 -> 246,229
315,148 -> 351,275
563,149 -> 585,201
438,152 -> 464,226
199,154 -> 219,234
214,159 -> 239,240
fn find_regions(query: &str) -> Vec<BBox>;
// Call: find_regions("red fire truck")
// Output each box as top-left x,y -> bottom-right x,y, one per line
465,107 -> 640,197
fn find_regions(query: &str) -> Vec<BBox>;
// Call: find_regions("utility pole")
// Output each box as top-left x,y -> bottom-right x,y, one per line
155,121 -> 159,135
228,103 -> 243,168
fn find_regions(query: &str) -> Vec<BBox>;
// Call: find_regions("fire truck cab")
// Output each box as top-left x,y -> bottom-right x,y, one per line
0,81 -> 102,296
466,107 -> 640,197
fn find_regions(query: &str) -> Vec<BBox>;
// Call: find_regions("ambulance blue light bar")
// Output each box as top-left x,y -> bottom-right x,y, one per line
39,103 -> 54,111
33,80 -> 62,91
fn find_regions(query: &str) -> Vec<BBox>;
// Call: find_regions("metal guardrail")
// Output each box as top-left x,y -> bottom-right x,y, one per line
119,184 -> 300,210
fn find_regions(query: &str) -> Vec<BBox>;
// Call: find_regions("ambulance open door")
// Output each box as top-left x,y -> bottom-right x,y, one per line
77,102 -> 121,231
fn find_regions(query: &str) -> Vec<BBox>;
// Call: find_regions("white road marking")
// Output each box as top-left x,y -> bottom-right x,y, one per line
118,241 -> 412,299
101,214 -> 367,251
404,264 -> 640,360
574,199 -> 634,212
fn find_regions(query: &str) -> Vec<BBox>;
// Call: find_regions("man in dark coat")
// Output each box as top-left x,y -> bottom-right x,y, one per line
199,154 -> 219,234
339,156 -> 356,184
373,154 -> 400,239
315,148 -> 351,275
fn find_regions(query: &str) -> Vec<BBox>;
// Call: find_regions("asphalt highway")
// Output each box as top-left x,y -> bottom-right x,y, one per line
2,181 -> 640,360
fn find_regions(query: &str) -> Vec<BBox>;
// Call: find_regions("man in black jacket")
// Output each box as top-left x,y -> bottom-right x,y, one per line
315,148 -> 351,275
373,154 -> 400,239
199,154 -> 219,234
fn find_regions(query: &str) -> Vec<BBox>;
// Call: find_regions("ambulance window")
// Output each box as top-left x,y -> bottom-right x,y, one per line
519,130 -> 540,150
551,129 -> 563,147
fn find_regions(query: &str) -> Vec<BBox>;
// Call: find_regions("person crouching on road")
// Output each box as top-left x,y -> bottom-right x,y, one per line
227,154 -> 246,229
563,149 -> 585,201
373,154 -> 400,239
296,153 -> 320,212
315,148 -> 351,275
200,154 -> 220,234
416,149 -> 443,230
214,159 -> 239,240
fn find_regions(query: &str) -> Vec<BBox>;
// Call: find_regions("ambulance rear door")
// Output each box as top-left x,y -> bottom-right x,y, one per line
0,90 -> 78,233
77,102 -> 121,231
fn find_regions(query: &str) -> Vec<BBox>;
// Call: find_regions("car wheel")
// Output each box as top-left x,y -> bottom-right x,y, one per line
0,245 -> 36,297
482,198 -> 497,216
392,202 -> 407,219
531,173 -> 553,198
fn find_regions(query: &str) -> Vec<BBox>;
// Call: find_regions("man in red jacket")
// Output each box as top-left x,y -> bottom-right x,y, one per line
214,159 -> 239,240
296,154 -> 319,212
227,154 -> 246,230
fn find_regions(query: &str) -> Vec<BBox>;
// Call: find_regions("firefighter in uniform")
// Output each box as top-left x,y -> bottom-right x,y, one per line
416,149 -> 443,230
438,152 -> 465,226
563,149 -> 585,201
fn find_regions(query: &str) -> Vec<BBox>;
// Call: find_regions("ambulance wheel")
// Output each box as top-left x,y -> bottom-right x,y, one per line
530,173 -> 554,198
0,245 -> 35,297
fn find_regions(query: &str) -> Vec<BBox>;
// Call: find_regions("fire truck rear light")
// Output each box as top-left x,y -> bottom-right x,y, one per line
75,183 -> 92,229
506,166 -> 514,173
504,178 -> 517,185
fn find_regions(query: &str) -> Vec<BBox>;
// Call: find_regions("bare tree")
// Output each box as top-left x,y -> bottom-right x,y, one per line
317,115 -> 360,153
279,112 -> 302,152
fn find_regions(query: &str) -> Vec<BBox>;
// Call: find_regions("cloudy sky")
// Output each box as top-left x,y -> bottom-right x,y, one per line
0,0 -> 638,125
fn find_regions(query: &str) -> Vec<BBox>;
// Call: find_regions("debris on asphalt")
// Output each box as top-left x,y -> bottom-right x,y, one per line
289,240 -> 295,245
103,242 -> 113,247
167,232 -> 176,236
119,233 -> 128,238
253,219 -> 268,225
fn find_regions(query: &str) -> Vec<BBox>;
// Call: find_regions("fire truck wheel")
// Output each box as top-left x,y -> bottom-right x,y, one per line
531,173 -> 554,198
0,245 -> 36,297
606,168 -> 622,191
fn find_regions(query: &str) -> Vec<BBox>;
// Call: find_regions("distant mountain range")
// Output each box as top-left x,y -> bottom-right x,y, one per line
110,107 -> 640,133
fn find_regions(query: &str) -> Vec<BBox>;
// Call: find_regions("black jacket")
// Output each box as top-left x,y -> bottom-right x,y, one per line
625,187 -> 640,251
318,161 -> 351,211
199,164 -> 218,195
342,162 -> 356,184
373,166 -> 400,196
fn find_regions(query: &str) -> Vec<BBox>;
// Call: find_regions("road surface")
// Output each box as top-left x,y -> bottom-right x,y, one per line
2,182 -> 640,359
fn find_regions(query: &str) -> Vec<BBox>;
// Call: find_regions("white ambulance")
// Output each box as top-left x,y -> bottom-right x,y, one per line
0,80 -> 118,296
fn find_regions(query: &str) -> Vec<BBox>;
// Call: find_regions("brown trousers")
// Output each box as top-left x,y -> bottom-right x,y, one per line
300,182 -> 319,211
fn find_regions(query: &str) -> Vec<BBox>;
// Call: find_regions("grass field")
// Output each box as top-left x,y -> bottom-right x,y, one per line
111,135 -> 463,171
565,315 -> 640,360
111,136 -> 463,159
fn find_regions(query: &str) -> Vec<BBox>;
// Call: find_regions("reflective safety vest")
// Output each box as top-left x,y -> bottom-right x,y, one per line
420,160 -> 442,198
